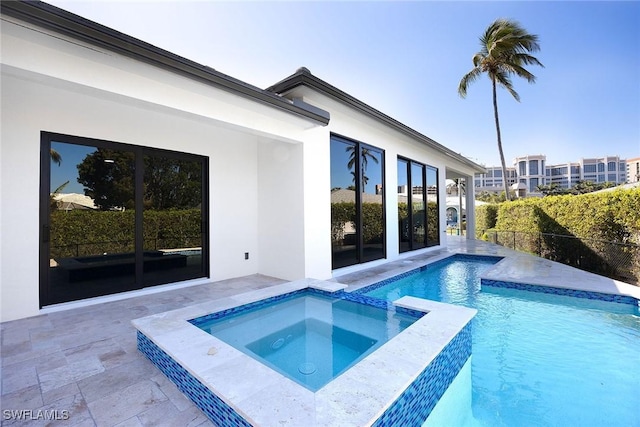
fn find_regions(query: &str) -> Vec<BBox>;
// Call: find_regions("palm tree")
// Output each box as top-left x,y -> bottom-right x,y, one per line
458,19 -> 543,201
50,148 -> 62,166
346,145 -> 379,192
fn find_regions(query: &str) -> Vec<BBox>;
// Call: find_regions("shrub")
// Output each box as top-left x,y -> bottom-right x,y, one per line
50,209 -> 202,258
486,188 -> 640,283
475,204 -> 499,238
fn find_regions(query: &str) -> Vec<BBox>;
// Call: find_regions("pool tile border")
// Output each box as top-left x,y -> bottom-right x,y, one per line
372,322 -> 472,427
138,331 -> 252,427
481,278 -> 639,306
351,254 -> 504,296
189,287 -> 425,329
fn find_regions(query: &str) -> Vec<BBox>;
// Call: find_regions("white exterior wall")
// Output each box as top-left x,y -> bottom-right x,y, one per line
257,140 -> 306,280
0,15 -> 482,320
0,18 -> 319,321
281,87 -> 480,273
300,127 -> 333,279
0,70 -> 263,321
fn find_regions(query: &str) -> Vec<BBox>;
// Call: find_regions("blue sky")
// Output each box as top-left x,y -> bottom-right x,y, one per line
48,1 -> 639,167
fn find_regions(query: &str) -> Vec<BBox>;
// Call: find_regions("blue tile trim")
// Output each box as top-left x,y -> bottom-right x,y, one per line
352,254 -> 503,295
188,288 -> 309,327
481,279 -> 639,306
372,322 -> 473,427
138,319 -> 472,427
137,331 -> 251,426
351,267 -> 425,295
189,287 -> 424,328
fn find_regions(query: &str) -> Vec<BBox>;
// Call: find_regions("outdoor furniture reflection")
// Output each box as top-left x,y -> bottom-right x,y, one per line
56,250 -> 188,282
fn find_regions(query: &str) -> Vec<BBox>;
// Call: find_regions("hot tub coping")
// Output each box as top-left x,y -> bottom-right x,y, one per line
132,278 -> 476,426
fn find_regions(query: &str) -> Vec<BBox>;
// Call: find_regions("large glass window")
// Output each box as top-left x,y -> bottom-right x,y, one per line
529,160 -> 539,175
426,166 -> 439,246
330,135 -> 384,269
519,161 -> 526,176
398,159 -> 410,253
530,177 -> 539,193
41,132 -> 208,306
398,157 -> 439,253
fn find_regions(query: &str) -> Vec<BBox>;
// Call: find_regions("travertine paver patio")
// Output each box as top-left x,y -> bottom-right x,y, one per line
2,237 -> 638,426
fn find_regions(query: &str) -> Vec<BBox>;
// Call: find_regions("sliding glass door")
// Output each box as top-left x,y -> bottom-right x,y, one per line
40,132 -> 208,306
330,134 -> 385,269
398,157 -> 439,252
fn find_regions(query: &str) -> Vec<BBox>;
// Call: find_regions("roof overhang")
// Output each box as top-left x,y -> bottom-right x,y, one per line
1,1 -> 329,126
268,67 -> 486,174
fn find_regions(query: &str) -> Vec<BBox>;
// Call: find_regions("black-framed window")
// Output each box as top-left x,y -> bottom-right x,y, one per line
330,134 -> 385,269
40,132 -> 209,306
398,157 -> 439,253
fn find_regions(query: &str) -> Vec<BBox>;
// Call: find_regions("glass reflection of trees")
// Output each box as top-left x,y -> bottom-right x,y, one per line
330,135 -> 385,269
426,166 -> 440,246
77,149 -> 202,211
44,135 -> 207,306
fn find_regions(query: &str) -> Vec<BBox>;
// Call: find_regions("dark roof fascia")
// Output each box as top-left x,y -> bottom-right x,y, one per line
268,69 -> 485,173
1,1 -> 329,125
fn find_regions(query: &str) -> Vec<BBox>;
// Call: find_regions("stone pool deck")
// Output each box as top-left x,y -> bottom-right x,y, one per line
2,237 -> 638,426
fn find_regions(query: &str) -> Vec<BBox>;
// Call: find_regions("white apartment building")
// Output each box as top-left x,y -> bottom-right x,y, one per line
475,154 -> 628,196
580,157 -> 627,184
627,157 -> 640,183
546,162 -> 581,189
474,166 -> 517,192
515,155 -> 546,195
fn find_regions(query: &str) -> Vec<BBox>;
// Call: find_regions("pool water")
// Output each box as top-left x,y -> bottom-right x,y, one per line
191,290 -> 420,391
360,256 -> 640,426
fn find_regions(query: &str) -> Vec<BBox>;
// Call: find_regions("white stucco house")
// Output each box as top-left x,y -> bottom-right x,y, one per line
0,1 -> 484,322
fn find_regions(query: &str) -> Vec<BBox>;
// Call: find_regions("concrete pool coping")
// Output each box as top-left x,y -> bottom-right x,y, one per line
338,249 -> 640,302
132,278 -> 477,426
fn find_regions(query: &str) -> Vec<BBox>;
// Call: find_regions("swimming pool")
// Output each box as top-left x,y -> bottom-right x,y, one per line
357,255 -> 640,426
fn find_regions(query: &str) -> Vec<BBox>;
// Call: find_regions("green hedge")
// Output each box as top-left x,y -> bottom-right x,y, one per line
493,189 -> 640,241
331,201 -> 439,245
51,209 -> 202,258
475,204 -> 499,239
484,188 -> 640,283
331,202 -> 383,244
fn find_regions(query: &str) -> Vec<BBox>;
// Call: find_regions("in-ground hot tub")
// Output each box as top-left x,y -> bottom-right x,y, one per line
190,289 -> 420,392
133,279 -> 476,426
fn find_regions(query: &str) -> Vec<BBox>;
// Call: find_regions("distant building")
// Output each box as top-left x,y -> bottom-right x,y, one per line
546,162 -> 581,189
514,154 -> 546,195
475,154 -> 629,196
474,166 -> 517,194
627,157 -> 640,183
579,156 -> 626,185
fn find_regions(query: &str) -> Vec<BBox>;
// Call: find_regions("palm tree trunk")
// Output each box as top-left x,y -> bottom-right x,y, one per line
492,78 -> 511,201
